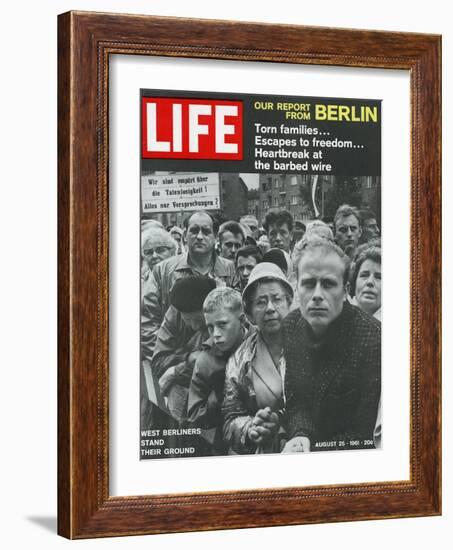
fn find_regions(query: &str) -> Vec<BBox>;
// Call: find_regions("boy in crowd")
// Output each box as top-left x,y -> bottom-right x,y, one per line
187,287 -> 250,452
142,211 -> 237,363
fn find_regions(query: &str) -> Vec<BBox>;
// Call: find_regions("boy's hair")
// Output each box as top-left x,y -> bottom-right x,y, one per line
203,287 -> 243,315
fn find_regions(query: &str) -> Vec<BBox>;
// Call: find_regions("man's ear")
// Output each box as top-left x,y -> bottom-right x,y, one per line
358,226 -> 363,238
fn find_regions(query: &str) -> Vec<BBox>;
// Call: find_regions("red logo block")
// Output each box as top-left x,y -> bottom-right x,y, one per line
142,97 -> 243,160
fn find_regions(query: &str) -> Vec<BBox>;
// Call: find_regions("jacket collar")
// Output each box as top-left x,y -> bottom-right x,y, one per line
296,300 -> 353,352
174,251 -> 231,276
202,325 -> 252,358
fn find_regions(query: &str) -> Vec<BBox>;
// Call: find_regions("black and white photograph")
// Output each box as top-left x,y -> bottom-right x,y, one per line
140,89 -> 382,459
2,1 -> 445,546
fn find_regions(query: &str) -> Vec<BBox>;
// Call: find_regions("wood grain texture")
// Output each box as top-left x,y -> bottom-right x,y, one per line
57,10 -> 441,539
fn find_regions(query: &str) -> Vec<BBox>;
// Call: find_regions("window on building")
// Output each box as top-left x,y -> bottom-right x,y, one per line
291,195 -> 298,205
291,176 -> 298,186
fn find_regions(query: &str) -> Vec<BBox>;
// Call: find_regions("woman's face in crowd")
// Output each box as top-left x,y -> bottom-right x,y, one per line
355,259 -> 381,315
250,281 -> 291,336
142,237 -> 174,268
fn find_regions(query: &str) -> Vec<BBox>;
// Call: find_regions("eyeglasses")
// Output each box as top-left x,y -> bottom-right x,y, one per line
252,294 -> 288,310
143,246 -> 171,256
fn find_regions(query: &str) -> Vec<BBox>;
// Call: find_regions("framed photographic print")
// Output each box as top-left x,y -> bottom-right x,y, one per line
58,11 -> 441,538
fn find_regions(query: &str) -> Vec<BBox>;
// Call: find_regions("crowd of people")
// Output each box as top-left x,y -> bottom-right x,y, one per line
140,204 -> 381,455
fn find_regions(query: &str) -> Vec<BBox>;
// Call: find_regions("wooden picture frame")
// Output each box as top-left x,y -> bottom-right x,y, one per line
58,11 -> 441,539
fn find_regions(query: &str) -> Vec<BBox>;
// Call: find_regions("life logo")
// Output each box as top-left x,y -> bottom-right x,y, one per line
141,97 -> 243,160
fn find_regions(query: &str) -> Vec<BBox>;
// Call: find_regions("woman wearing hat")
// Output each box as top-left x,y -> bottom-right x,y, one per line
222,263 -> 293,454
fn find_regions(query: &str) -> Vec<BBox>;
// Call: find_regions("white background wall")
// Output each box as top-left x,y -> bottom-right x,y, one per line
0,1 -> 449,548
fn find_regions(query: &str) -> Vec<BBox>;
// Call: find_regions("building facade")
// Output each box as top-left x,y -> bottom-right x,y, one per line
254,174 -> 315,226
251,173 -> 380,226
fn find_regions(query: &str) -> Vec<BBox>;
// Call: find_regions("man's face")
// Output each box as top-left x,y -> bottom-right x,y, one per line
298,249 -> 346,337
170,231 -> 183,253
185,213 -> 216,257
362,218 -> 380,242
219,231 -> 244,260
181,310 -> 206,331
142,237 -> 174,268
335,214 -> 362,256
236,255 -> 258,288
170,231 -> 181,244
241,216 -> 259,240
204,306 -> 243,353
250,281 -> 290,336
267,223 -> 292,252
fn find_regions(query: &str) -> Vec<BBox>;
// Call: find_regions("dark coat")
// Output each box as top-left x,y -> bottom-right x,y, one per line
282,302 -> 381,451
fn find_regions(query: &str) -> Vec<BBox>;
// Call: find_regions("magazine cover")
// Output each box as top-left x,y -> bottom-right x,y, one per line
140,90 -> 381,459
